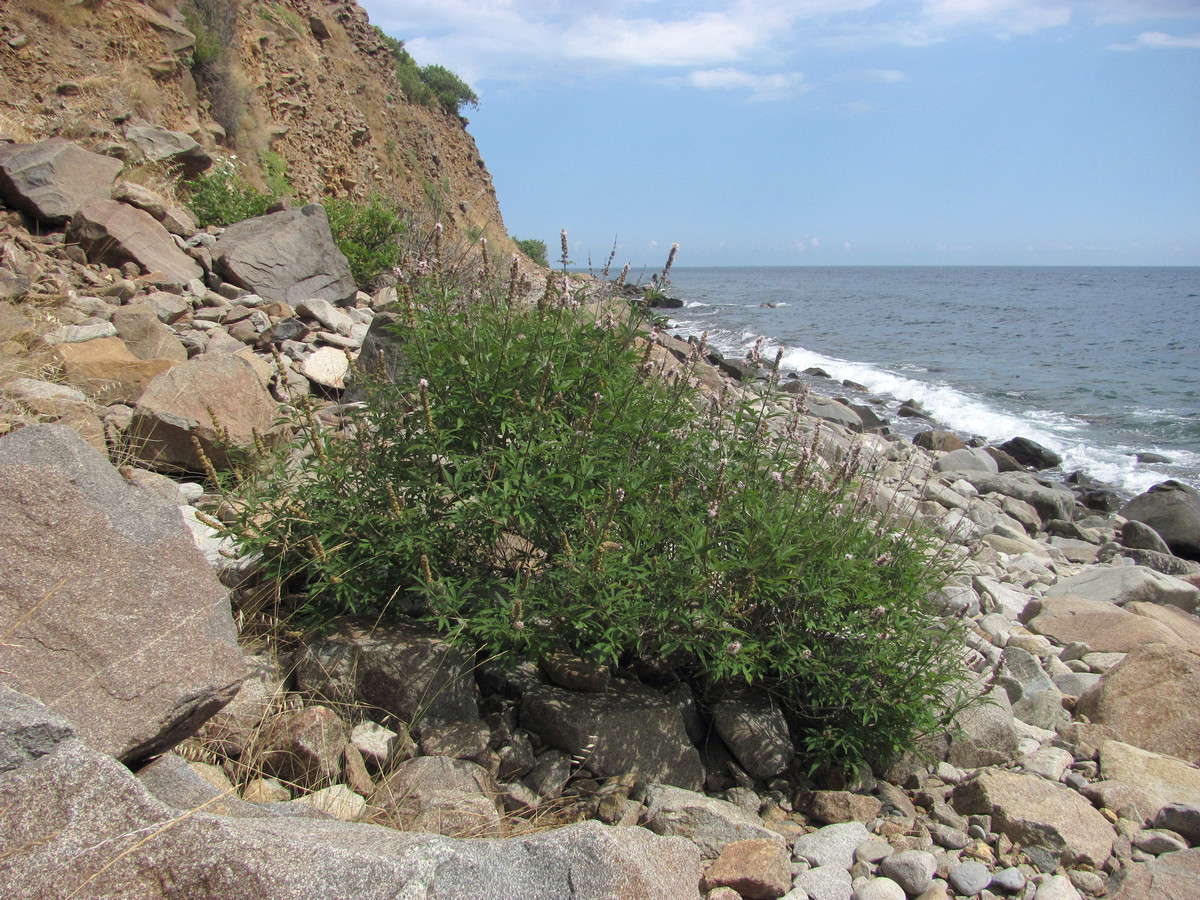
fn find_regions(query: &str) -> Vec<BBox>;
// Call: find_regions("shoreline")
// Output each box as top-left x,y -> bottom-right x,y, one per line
653,264 -> 1200,500
657,315 -> 1194,506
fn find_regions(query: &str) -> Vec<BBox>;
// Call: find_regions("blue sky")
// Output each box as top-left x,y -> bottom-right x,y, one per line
358,1 -> 1200,267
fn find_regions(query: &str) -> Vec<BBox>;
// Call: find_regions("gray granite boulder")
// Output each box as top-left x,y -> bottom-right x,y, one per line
1042,565 -> 1199,612
792,820 -> 871,869
1098,740 -> 1200,817
1153,802 -> 1200,845
804,396 -> 863,433
957,472 -> 1075,525
711,687 -> 795,780
293,619 -> 480,737
521,681 -> 704,790
644,783 -> 785,858
213,204 -> 357,306
0,686 -> 75,774
112,303 -> 189,362
1107,847 -> 1200,900
1121,480 -> 1200,561
0,138 -> 122,224
951,769 -> 1114,868
1122,519 -> 1174,555
934,447 -> 998,475
0,737 -> 702,899
947,684 -> 1020,769
370,754 -> 504,838
0,425 -> 245,763
999,436 -> 1062,470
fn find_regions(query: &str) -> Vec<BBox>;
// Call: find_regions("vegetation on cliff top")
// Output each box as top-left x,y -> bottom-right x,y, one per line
373,27 -> 479,117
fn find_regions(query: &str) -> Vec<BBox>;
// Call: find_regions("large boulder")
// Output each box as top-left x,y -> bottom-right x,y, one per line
0,684 -> 75,774
112,303 -> 189,362
1042,564 -> 1200,612
213,204 -> 357,306
0,138 -> 122,224
293,620 -> 479,737
1108,847 -> 1200,900
956,472 -> 1075,524
999,436 -> 1062,470
913,430 -> 967,453
934,448 -> 999,475
66,200 -> 203,286
1121,481 -> 1200,561
803,396 -> 863,433
946,683 -> 1021,769
0,729 -> 703,900
521,681 -> 705,790
128,353 -> 283,472
52,336 -> 178,403
0,425 -> 245,763
1098,740 -> 1200,817
369,754 -> 503,838
124,123 -> 212,177
711,687 -> 794,780
951,769 -> 1114,868
1076,646 -> 1200,763
1024,596 -> 1186,652
644,783 -> 785,858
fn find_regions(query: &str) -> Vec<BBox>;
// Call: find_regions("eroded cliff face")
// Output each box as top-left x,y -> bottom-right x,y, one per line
0,0 -> 512,251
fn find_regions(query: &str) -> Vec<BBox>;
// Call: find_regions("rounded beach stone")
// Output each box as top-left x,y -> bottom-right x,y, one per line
990,866 -> 1026,893
854,839 -> 894,865
1132,827 -> 1188,855
703,838 -> 793,900
854,876 -> 905,900
794,821 -> 872,869
947,860 -> 991,896
796,864 -> 852,900
877,850 -> 936,896
1032,874 -> 1083,899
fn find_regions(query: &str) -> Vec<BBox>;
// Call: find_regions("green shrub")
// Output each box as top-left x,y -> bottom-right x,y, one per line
231,247 -> 969,775
183,156 -> 276,228
372,26 -> 477,116
419,64 -> 479,116
259,150 -> 291,198
323,195 -> 408,287
513,237 -> 549,267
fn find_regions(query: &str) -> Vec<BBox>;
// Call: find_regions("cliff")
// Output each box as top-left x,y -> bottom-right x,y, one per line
0,0 -> 513,252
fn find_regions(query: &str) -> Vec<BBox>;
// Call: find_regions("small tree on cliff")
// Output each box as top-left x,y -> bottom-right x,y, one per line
420,64 -> 479,116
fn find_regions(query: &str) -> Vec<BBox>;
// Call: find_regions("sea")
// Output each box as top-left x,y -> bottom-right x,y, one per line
657,267 -> 1200,499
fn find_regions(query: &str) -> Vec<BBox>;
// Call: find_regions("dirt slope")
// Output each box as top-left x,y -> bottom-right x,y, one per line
0,0 -> 512,251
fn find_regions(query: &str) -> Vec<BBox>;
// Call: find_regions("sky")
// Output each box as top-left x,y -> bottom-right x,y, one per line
358,1 -> 1200,267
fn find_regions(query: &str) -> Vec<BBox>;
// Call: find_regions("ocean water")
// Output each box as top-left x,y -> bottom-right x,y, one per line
661,267 -> 1200,498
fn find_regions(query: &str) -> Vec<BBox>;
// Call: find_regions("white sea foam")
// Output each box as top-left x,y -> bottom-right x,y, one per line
665,266 -> 1200,497
762,341 -> 1190,496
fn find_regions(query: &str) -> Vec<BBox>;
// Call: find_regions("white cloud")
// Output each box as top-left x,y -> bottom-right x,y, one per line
360,0 -> 1200,87
863,68 -> 908,82
686,67 -> 811,100
562,11 -> 781,69
919,1 -> 1073,35
1110,29 -> 1200,48
1094,1 -> 1200,23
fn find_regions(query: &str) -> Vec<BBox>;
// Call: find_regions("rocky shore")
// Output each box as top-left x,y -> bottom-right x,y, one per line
4,138 -> 1200,900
